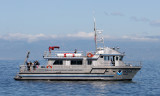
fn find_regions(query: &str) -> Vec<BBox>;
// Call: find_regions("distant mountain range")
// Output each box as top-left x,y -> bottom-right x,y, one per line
0,39 -> 159,62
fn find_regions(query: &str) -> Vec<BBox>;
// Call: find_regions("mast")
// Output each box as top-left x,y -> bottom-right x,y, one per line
94,17 -> 97,51
93,18 -> 105,51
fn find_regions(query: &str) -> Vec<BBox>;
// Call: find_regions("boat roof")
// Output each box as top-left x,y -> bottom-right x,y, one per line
95,47 -> 124,56
43,47 -> 124,60
44,57 -> 84,60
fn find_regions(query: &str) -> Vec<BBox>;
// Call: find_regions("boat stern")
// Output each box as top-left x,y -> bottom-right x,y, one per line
14,74 -> 23,80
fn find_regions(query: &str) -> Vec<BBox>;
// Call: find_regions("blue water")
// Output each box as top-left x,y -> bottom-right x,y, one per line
0,60 -> 160,96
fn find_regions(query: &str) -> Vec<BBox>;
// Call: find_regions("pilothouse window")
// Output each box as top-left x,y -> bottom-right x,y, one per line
104,56 -> 109,61
88,60 -> 92,65
116,56 -> 119,61
104,56 -> 107,61
120,56 -> 123,61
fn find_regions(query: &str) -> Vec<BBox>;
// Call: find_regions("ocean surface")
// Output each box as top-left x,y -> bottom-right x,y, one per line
0,59 -> 160,96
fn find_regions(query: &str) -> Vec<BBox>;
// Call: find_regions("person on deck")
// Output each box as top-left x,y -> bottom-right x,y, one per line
35,60 -> 40,68
26,62 -> 30,71
33,61 -> 36,70
29,61 -> 33,71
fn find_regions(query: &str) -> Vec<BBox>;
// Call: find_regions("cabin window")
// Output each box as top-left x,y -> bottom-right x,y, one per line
113,56 -> 115,61
71,60 -> 82,65
100,56 -> 103,58
53,60 -> 63,65
104,56 -> 109,61
109,56 -> 114,61
120,56 -> 123,61
88,60 -> 92,65
104,56 -> 107,61
116,56 -> 119,61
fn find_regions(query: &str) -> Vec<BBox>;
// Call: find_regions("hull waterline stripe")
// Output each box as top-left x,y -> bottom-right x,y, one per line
20,75 -> 114,77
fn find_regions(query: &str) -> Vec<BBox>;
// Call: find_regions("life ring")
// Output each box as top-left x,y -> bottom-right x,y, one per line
47,65 -> 52,68
87,52 -> 94,57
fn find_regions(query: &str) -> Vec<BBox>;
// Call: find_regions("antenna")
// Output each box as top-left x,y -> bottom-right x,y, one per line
93,17 -> 97,51
93,17 -> 105,51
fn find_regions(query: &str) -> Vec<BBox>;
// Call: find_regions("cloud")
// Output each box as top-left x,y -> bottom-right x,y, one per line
131,17 -> 160,27
104,11 -> 124,16
104,11 -> 109,16
0,33 -> 57,42
0,32 -> 159,43
122,35 -> 159,42
131,16 -> 150,22
67,32 -> 94,38
0,32 -> 95,42
150,20 -> 160,26
146,36 -> 160,39
67,32 -> 160,42
110,12 -> 124,16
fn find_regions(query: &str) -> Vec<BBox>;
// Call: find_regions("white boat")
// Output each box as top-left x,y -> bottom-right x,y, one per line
14,18 -> 142,81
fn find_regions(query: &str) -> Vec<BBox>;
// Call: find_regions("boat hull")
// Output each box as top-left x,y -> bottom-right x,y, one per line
14,67 -> 141,81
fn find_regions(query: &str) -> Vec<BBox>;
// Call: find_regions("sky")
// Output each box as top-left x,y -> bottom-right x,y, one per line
0,0 -> 160,42
0,0 -> 160,60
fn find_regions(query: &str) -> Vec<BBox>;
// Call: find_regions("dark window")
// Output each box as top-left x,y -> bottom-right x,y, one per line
71,60 -> 76,64
53,60 -> 63,65
77,60 -> 82,64
88,60 -> 92,65
120,56 -> 123,61
104,56 -> 109,61
104,56 -> 106,60
41,66 -> 46,68
113,56 -> 115,61
71,60 -> 82,65
116,57 -> 119,60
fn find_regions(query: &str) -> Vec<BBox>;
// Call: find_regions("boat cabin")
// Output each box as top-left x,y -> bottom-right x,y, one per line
43,46 -> 125,67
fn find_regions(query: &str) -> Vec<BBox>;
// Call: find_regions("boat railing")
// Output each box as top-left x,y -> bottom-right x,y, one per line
43,51 -> 84,57
19,65 -> 27,72
124,61 -> 142,67
19,65 -> 91,73
19,61 -> 142,73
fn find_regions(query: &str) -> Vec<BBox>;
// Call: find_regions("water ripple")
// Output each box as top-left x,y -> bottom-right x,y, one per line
0,60 -> 160,96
